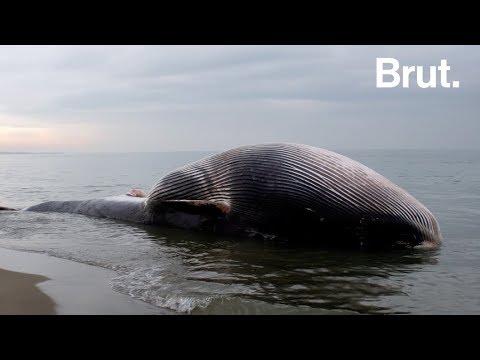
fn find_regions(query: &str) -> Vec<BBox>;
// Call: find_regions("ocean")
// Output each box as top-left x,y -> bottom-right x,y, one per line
0,149 -> 479,314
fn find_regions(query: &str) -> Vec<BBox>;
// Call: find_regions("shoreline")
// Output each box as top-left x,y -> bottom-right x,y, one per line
0,247 -> 173,315
0,268 -> 55,315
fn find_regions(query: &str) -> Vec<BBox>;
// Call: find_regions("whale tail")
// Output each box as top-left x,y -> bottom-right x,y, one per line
0,205 -> 18,211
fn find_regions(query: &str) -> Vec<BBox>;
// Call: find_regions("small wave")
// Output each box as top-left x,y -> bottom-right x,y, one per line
110,265 -> 221,314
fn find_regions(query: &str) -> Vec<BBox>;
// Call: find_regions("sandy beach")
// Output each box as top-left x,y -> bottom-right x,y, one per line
0,268 -> 55,315
0,247 -> 172,315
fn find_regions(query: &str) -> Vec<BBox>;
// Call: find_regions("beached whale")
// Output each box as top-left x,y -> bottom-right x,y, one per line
2,143 -> 442,249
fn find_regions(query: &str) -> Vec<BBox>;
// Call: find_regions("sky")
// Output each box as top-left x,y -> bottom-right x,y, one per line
0,45 -> 478,152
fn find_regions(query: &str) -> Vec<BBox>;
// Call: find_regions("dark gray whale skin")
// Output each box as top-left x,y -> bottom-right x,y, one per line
24,196 -> 146,223
12,143 -> 442,249
23,196 -> 223,233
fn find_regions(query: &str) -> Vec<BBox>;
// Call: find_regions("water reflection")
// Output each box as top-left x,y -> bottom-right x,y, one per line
0,209 -> 441,314
140,224 -> 440,314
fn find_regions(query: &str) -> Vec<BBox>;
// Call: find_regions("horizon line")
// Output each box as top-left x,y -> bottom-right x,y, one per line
2,147 -> 480,155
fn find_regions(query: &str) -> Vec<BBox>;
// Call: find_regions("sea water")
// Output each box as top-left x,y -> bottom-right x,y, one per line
0,150 -> 478,314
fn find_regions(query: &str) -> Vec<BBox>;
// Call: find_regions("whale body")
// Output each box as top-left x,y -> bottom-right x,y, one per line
6,143 -> 442,249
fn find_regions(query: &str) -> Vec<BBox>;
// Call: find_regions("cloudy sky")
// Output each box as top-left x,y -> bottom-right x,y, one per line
0,45 -> 478,152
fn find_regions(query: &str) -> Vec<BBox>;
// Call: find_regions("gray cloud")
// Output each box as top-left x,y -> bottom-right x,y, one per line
0,45 -> 478,151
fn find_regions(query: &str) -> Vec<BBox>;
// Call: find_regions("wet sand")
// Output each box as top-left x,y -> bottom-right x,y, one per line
0,268 -> 55,315
0,247 -> 172,315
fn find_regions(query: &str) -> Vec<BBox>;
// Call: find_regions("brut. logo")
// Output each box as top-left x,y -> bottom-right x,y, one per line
376,58 -> 460,89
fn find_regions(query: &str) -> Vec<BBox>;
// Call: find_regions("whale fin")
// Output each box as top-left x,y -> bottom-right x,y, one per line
158,200 -> 231,217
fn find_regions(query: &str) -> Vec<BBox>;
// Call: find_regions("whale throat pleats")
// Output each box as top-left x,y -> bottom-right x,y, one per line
143,143 -> 441,246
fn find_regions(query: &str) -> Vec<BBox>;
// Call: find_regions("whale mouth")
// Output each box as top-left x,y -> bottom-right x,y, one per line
238,215 -> 444,250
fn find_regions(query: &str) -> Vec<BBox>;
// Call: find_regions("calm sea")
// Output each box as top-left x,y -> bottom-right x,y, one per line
0,150 -> 479,314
